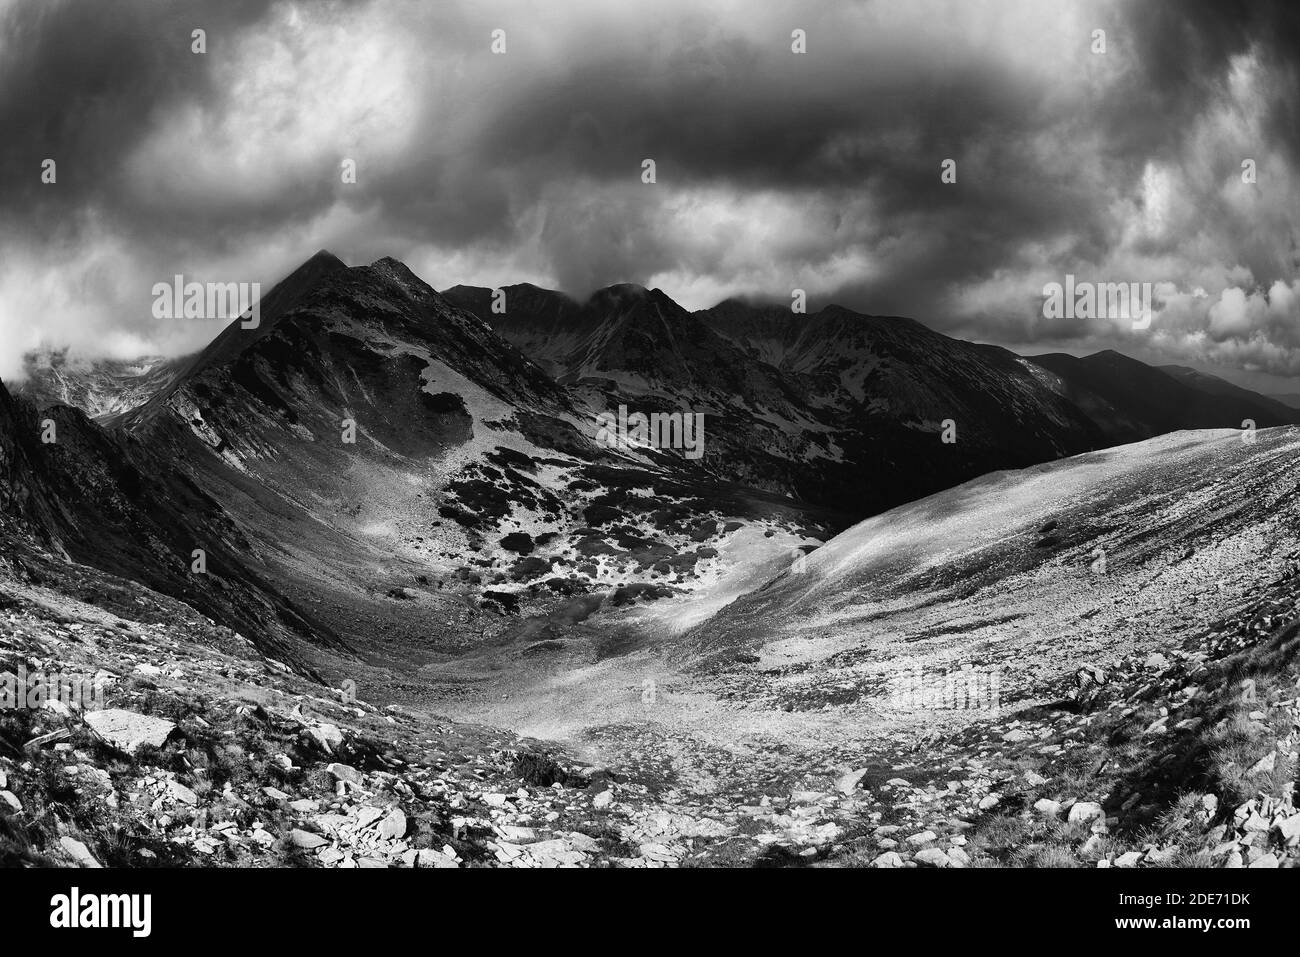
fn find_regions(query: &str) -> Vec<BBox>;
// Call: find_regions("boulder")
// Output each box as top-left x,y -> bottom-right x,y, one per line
59,836 -> 101,868
290,829 -> 328,850
168,780 -> 198,806
416,848 -> 458,868
1276,813 -> 1300,843
914,848 -> 951,868
377,808 -> 407,840
83,709 -> 176,754
305,723 -> 344,753
836,768 -> 869,795
327,763 -> 363,786
1033,798 -> 1062,818
1067,801 -> 1104,826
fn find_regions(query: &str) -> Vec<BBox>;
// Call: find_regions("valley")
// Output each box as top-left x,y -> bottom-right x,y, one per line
3,252 -> 1299,869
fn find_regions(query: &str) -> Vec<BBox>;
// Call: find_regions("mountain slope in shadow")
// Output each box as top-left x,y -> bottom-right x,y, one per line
1026,350 -> 1300,442
451,284 -> 1114,516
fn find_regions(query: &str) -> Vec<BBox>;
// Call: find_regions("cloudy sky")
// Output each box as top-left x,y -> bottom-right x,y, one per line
2,0 -> 1299,391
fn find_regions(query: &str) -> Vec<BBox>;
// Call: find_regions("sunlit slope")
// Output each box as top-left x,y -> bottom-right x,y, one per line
684,427 -> 1300,703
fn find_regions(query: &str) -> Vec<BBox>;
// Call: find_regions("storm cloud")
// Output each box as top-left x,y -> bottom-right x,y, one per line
2,0 -> 1299,389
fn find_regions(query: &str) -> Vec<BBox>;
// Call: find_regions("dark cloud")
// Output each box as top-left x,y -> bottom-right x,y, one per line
1127,0 -> 1300,154
1,0 -> 1299,387
0,1 -> 282,237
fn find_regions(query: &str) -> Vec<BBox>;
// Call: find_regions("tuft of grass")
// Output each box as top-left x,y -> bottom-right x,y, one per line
512,750 -> 572,787
1015,843 -> 1082,868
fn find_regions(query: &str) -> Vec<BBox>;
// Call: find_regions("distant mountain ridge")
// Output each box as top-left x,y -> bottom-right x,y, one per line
1025,351 -> 1300,443
15,349 -> 188,421
449,280 -> 1294,517
1156,364 -> 1300,422
446,283 -> 1111,514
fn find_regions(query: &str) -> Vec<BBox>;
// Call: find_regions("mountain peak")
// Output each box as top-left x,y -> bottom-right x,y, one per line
589,282 -> 652,302
819,303 -> 860,318
367,257 -> 436,301
586,283 -> 689,319
1089,348 -> 1130,360
296,248 -> 348,275
709,295 -> 788,312
267,249 -> 349,297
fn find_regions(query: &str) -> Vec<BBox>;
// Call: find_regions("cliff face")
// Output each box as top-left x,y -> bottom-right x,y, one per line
0,378 -> 61,548
0,372 -> 346,668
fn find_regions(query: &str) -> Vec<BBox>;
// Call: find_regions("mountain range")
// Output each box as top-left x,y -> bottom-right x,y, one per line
4,250 -> 1300,870
7,253 -> 1294,673
445,282 -> 1299,515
